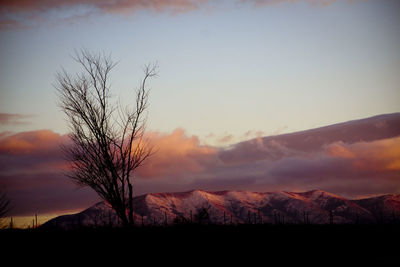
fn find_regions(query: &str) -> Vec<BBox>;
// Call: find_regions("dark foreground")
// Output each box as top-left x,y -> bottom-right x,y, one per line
1,224 -> 398,265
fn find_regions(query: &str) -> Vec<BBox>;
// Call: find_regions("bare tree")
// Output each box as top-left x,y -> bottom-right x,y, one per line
55,50 -> 157,227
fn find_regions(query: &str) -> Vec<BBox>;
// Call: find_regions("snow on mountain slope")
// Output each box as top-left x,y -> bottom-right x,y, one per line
42,190 -> 400,229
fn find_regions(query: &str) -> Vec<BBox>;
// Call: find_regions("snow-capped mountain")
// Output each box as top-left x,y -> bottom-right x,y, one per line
43,189 -> 400,229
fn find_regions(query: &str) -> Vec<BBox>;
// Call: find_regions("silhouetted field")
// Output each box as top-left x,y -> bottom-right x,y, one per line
1,224 -> 398,264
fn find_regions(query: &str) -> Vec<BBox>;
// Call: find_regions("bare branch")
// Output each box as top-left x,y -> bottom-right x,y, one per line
55,50 -> 157,226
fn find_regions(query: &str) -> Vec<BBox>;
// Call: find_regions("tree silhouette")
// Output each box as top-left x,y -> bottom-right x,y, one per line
0,189 -> 11,228
0,190 -> 11,218
195,205 -> 211,224
56,50 -> 157,227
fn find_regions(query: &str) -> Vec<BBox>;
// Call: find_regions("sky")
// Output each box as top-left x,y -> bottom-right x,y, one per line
0,0 -> 399,227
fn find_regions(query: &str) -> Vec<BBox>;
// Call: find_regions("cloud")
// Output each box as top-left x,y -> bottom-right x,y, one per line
0,0 -> 366,30
261,136 -> 400,196
2,124 -> 400,217
137,128 -> 218,178
0,0 -> 207,29
0,130 -> 97,215
242,130 -> 264,138
135,128 -> 400,199
0,129 -> 66,154
0,128 -> 219,215
0,0 -> 204,13
218,137 -> 300,164
0,129 -> 69,174
217,134 -> 234,144
186,136 -> 400,197
326,137 -> 400,172
240,0 -> 352,7
0,113 -> 32,125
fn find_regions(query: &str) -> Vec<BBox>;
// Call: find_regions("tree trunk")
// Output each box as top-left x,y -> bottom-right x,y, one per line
114,205 -> 128,227
128,182 -> 134,226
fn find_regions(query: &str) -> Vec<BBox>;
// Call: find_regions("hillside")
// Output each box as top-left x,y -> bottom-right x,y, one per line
43,189 -> 400,229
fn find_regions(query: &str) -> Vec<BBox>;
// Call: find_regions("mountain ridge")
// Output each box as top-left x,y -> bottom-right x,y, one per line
43,189 -> 400,229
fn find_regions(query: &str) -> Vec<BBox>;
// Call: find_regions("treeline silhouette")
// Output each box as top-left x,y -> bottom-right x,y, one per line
34,204 -> 400,231
2,203 -> 399,265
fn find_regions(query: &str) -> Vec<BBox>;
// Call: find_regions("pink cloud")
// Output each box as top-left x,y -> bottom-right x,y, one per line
0,128 -> 219,215
240,0 -> 351,7
137,128 -> 218,178
0,0 -> 207,29
135,114 -> 400,197
0,0 -> 366,30
94,0 -> 206,14
0,0 -> 205,13
1,114 -> 400,216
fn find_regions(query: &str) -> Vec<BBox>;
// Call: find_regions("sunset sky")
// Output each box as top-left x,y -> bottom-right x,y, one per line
0,0 -> 399,227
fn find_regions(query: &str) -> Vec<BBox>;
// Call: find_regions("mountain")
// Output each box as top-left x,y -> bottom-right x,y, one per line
42,189 -> 400,229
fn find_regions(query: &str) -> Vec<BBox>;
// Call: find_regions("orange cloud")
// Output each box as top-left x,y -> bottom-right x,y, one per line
326,137 -> 400,172
137,128 -> 218,178
0,130 -> 71,176
0,129 -> 67,155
